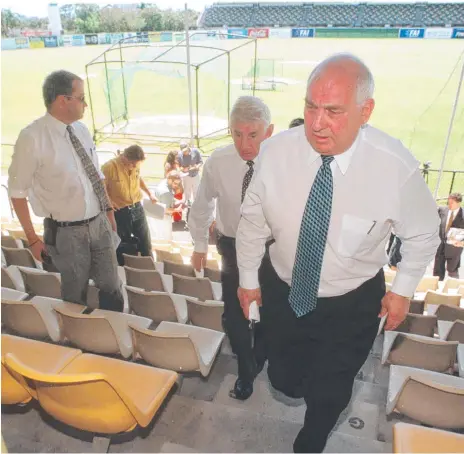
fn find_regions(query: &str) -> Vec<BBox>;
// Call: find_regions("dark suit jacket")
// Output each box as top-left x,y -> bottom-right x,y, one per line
438,206 -> 464,258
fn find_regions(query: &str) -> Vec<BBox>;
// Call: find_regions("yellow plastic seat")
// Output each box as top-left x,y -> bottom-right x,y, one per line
393,422 -> 464,453
424,291 -> 461,309
1,334 -> 81,405
3,352 -> 177,435
442,278 -> 464,294
415,276 -> 439,293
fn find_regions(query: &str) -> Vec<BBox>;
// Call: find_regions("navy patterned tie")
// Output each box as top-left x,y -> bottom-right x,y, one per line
241,160 -> 254,203
288,155 -> 334,317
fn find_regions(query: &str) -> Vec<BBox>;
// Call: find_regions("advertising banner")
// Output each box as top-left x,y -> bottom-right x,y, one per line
15,37 -> 29,49
85,34 -> 98,45
227,28 -> 248,39
399,28 -> 424,38
44,36 -> 58,47
291,28 -> 315,38
63,35 -> 73,46
248,28 -> 269,38
136,32 -> 149,43
424,28 -> 453,39
110,33 -> 124,44
72,34 -> 86,46
161,32 -> 173,42
123,32 -> 137,43
269,28 -> 292,39
29,36 -> 45,49
98,33 -> 111,44
452,28 -> 464,39
1,38 -> 17,50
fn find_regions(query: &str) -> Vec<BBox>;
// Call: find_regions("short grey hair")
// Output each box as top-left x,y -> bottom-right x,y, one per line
307,53 -> 375,104
42,70 -> 82,109
230,96 -> 271,127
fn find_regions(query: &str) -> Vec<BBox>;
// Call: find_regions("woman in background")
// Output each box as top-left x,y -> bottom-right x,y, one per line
164,151 -> 184,223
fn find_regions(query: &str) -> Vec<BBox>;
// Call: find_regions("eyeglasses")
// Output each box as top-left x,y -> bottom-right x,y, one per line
65,95 -> 86,104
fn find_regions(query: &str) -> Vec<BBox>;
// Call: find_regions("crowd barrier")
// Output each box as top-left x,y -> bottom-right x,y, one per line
2,26 -> 462,50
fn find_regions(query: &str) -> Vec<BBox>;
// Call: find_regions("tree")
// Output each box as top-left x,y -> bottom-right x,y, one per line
74,4 -> 100,33
1,9 -> 20,36
141,7 -> 163,31
60,4 -> 76,32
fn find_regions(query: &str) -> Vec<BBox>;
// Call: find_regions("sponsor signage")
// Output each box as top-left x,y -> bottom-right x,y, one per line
399,28 -> 424,38
44,36 -> 58,47
452,28 -> 464,38
227,28 -> 248,38
15,37 -> 29,48
291,28 -> 315,38
29,36 -> 45,48
85,34 -> 98,45
248,28 -> 269,38
424,28 -> 453,39
72,34 -> 86,46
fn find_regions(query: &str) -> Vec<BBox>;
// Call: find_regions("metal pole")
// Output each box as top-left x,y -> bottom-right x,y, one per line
227,51 -> 231,125
85,64 -> 97,141
119,42 -> 129,122
434,56 -> 464,199
185,3 -> 195,145
103,52 -> 114,127
253,39 -> 258,96
195,66 -> 199,147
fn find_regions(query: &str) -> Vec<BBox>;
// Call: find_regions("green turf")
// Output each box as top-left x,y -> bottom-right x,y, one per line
2,39 -> 463,196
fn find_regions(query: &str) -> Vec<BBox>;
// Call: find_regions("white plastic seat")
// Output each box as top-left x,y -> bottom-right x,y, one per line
424,290 -> 461,308
437,319 -> 464,343
458,345 -> 464,378
126,286 -> 188,324
130,321 -> 224,377
382,331 -> 458,373
1,247 -> 38,268
1,287 -> 28,301
19,267 -> 61,299
1,267 -> 18,290
387,365 -> 464,429
186,299 -> 224,332
124,266 -> 167,292
442,278 -> 464,294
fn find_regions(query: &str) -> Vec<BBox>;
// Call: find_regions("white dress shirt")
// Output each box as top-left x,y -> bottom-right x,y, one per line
8,113 -> 103,222
237,124 -> 440,299
188,144 -> 256,253
446,208 -> 460,229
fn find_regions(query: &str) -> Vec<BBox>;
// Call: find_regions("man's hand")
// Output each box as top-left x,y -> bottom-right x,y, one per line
29,238 -> 46,262
191,251 -> 206,272
106,210 -> 117,232
237,287 -> 262,320
209,220 -> 216,236
379,291 -> 410,331
149,193 -> 158,204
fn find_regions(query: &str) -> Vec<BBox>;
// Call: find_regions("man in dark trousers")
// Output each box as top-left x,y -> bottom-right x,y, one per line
189,96 -> 274,400
433,192 -> 464,280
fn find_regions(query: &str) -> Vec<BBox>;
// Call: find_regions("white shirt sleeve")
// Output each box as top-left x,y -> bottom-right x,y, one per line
236,168 -> 272,290
392,168 -> 440,297
8,129 -> 38,199
188,158 -> 217,254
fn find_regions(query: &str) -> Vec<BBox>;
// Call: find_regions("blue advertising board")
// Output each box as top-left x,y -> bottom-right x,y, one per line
72,34 -> 86,46
399,28 -> 424,38
452,28 -> 464,39
44,36 -> 58,47
292,28 -> 315,38
227,28 -> 248,39
160,32 -> 173,42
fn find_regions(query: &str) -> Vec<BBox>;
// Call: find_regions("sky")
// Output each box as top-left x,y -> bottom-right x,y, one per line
2,0 -> 463,17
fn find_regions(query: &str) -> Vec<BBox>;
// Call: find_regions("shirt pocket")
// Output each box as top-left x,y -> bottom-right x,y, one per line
338,214 -> 388,257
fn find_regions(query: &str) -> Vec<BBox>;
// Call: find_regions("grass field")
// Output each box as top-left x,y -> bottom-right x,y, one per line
2,38 -> 464,194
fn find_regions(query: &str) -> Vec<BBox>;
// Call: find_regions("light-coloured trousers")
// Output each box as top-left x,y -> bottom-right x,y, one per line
46,212 -> 124,312
182,174 -> 200,204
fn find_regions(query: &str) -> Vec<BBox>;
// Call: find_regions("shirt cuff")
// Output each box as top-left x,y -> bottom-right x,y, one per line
193,240 -> 208,254
391,272 -> 420,299
239,268 -> 260,289
8,188 -> 28,198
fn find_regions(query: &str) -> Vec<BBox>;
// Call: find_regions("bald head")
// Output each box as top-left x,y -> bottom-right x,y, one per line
307,54 -> 375,105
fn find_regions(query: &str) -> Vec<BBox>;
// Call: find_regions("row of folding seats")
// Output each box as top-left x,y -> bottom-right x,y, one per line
1,334 -> 178,450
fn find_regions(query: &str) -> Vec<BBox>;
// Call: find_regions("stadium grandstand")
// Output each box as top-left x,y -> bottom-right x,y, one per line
198,2 -> 464,28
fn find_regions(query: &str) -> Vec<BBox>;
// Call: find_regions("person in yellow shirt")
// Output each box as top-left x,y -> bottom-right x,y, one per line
102,145 -> 157,258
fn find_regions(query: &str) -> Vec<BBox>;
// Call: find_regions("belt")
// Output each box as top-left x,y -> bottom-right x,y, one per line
53,214 -> 99,228
119,201 -> 142,211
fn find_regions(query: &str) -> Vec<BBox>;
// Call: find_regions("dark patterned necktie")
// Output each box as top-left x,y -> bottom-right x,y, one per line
241,160 -> 254,203
66,125 -> 111,212
288,155 -> 334,317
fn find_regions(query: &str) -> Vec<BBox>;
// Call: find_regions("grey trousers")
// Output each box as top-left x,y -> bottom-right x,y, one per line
46,213 -> 124,312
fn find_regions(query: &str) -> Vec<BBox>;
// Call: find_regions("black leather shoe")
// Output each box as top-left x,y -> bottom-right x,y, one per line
229,378 -> 253,401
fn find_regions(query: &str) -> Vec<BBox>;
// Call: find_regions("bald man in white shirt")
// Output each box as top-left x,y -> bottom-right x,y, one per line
189,96 -> 274,401
236,54 -> 440,453
8,70 -> 123,311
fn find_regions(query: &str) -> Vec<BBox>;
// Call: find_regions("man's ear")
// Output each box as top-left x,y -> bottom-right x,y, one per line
265,124 -> 274,139
361,98 -> 375,125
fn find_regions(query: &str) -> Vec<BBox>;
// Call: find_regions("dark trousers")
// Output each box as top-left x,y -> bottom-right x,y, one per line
260,258 -> 384,453
433,243 -> 461,280
114,202 -> 152,257
217,235 -> 267,383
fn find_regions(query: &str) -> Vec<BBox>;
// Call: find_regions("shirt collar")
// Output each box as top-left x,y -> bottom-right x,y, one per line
299,126 -> 362,175
45,112 -> 70,137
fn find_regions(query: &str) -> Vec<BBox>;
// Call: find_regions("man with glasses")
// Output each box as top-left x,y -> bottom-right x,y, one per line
8,70 -> 124,312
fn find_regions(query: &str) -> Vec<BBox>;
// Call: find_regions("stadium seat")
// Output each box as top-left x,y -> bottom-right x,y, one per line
408,299 -> 425,314
126,286 -> 189,324
442,277 -> 464,293
1,267 -> 18,290
204,267 -> 221,283
415,276 -> 439,293
433,303 -> 464,322
54,306 -> 151,359
424,291 -> 461,309
163,260 -> 195,277
394,313 -> 436,337
3,352 -> 177,449
205,259 -> 219,270
392,422 -> 464,453
1,247 -> 37,268
124,266 -> 167,292
155,249 -> 183,264
458,345 -> 464,378
122,253 -> 156,270
1,287 -> 28,301
130,321 -> 224,377
19,267 -> 61,299
1,334 -> 82,405
382,331 -> 458,373
437,319 -> 464,343
387,365 -> 464,429
4,265 -> 26,291
2,296 -> 85,342
172,273 -> 216,301
1,235 -> 21,249
186,299 -> 224,332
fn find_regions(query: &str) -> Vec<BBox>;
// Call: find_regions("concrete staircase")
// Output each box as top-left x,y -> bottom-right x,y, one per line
2,327 -> 398,452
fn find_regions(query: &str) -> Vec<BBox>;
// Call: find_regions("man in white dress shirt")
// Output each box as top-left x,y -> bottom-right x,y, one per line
8,70 -> 123,311
189,96 -> 274,400
236,54 -> 440,452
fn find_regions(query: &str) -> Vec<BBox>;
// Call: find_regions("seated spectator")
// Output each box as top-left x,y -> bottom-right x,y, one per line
153,171 -> 185,216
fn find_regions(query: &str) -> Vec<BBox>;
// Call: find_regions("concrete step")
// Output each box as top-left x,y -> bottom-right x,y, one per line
324,432 -> 392,453
159,442 -> 198,453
